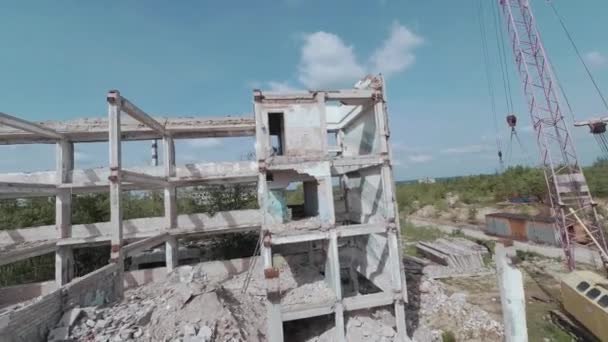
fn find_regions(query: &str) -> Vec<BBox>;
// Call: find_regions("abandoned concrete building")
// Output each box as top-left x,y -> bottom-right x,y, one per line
0,75 -> 408,341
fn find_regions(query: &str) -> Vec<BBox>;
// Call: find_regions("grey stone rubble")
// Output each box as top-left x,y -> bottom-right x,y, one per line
411,278 -> 504,342
45,251 -> 504,341
48,264 -> 267,342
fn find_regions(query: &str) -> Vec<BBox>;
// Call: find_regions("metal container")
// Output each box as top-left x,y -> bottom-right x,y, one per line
485,213 -> 558,246
485,214 -> 511,237
526,220 -> 559,246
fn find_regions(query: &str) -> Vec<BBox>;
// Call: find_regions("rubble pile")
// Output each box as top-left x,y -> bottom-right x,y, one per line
414,278 -> 504,341
47,256 -> 504,342
49,265 -> 266,342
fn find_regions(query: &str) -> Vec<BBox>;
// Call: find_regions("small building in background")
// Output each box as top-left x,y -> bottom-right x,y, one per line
417,177 -> 436,184
485,212 -> 560,246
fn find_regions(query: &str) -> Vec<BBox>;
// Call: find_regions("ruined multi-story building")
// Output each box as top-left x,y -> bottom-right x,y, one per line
0,75 -> 407,341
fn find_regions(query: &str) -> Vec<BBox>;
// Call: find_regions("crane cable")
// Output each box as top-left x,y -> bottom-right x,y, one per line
547,0 -> 608,157
547,0 -> 608,112
491,0 -> 515,115
475,0 -> 503,171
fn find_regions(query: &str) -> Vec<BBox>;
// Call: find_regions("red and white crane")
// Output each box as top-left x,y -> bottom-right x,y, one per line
497,0 -> 608,270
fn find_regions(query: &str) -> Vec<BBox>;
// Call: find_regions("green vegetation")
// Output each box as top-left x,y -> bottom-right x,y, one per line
395,160 -> 608,214
401,222 -> 447,242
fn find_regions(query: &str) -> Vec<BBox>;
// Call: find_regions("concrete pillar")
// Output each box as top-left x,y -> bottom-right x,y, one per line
374,83 -> 409,338
165,237 -> 178,272
163,137 -> 177,272
55,140 -> 74,286
262,241 -> 283,342
394,300 -> 409,341
325,231 -> 345,342
108,90 -> 124,297
496,244 -> 528,342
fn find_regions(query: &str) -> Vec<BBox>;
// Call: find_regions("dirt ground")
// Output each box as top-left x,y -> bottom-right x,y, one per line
440,256 -> 576,342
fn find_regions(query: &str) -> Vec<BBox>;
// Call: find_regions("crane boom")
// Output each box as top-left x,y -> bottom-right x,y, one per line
498,0 -> 608,270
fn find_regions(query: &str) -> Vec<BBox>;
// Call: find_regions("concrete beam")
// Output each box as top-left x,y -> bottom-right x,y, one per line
0,243 -> 56,266
256,89 -> 373,102
0,112 -> 65,140
342,292 -> 394,312
330,156 -> 383,176
0,209 -> 261,247
123,233 -> 170,256
271,223 -> 385,245
117,170 -> 169,187
0,182 -> 57,195
0,161 -> 258,193
0,116 -> 255,144
281,302 -> 335,322
108,90 -> 170,137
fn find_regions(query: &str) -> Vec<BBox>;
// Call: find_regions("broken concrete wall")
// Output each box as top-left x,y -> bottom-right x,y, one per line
346,168 -> 387,224
0,280 -> 56,308
282,103 -> 326,157
0,290 -> 62,342
264,190 -> 289,224
349,234 -> 392,292
62,263 -> 118,309
341,106 -> 378,156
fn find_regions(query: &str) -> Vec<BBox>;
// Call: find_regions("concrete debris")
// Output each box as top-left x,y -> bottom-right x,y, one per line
58,308 -> 83,329
416,238 -> 491,279
48,327 -> 69,342
49,264 -> 267,342
46,258 -> 413,342
223,255 -> 335,306
287,308 -> 400,342
410,278 -> 504,341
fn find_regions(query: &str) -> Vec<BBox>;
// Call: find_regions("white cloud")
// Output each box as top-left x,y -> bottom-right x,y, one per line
186,138 -> 222,148
298,31 -> 366,89
370,22 -> 423,77
296,22 -> 422,89
584,51 -> 607,68
441,144 -> 491,154
408,154 -> 433,163
267,81 -> 298,92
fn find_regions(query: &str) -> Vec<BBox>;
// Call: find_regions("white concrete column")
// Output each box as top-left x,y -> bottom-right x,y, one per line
55,140 -> 74,286
163,136 -> 178,272
327,231 -> 345,342
108,90 -> 124,297
496,244 -> 528,342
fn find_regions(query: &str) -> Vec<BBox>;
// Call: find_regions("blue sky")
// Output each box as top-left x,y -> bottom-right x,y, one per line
1,0 -> 607,180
